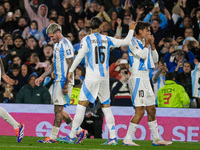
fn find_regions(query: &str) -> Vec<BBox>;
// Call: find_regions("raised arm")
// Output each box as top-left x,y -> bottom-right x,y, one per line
24,0 -> 37,20
110,21 -> 137,47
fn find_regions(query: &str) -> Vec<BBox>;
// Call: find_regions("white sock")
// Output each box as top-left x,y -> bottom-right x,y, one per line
49,126 -> 60,140
0,107 -> 19,129
69,104 -> 86,138
68,122 -> 72,128
124,122 -> 138,142
148,120 -> 160,142
68,121 -> 82,135
102,107 -> 116,139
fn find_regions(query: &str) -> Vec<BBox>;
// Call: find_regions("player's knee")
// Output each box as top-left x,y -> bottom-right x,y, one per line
54,106 -> 63,113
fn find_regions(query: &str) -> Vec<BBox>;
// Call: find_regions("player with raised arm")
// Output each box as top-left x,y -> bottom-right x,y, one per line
35,23 -> 87,143
56,17 -> 137,145
0,57 -> 24,142
123,21 -> 172,146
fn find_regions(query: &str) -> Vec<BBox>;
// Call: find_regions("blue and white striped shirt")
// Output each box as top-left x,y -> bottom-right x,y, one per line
53,37 -> 74,82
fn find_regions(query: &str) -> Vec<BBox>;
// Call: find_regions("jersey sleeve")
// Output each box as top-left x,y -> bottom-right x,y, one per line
109,30 -> 134,48
69,38 -> 87,72
63,43 -> 74,58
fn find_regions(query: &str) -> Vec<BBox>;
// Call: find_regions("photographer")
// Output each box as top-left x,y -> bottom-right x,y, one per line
183,37 -> 200,61
164,44 -> 196,73
111,67 -> 131,106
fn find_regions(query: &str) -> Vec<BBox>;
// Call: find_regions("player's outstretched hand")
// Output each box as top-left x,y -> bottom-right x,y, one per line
35,75 -> 44,86
129,21 -> 137,30
2,74 -> 15,85
68,72 -> 73,83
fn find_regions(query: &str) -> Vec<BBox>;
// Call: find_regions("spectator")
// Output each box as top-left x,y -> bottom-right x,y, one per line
40,44 -> 53,62
17,64 -> 33,90
0,5 -> 6,25
164,44 -> 196,73
81,99 -> 104,139
175,61 -> 195,107
0,34 -> 14,59
111,67 -> 131,106
109,58 -> 129,80
183,37 -> 200,62
22,36 -> 41,62
16,73 -> 51,104
0,83 -> 16,103
191,7 -> 200,41
22,20 -> 45,47
12,17 -> 28,38
10,36 -> 26,58
151,61 -> 168,105
74,29 -> 87,52
157,72 -> 190,108
24,0 -> 49,32
25,52 -> 45,76
143,5 -> 168,29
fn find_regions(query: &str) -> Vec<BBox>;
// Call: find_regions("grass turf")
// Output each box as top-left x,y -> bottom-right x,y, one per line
0,136 -> 199,150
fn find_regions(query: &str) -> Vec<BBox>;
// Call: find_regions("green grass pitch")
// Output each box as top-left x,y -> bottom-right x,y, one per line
0,136 -> 199,150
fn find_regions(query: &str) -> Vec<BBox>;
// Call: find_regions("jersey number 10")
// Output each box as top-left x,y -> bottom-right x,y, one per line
95,46 -> 105,64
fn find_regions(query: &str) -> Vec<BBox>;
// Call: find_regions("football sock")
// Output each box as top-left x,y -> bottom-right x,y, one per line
148,120 -> 160,142
123,122 -> 138,142
67,122 -> 82,135
0,107 -> 19,129
49,126 -> 60,140
102,107 -> 116,139
69,104 -> 86,138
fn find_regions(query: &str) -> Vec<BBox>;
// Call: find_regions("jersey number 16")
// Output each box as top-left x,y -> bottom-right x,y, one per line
95,46 -> 105,64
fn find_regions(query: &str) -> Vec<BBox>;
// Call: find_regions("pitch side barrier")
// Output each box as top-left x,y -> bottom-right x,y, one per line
0,104 -> 199,142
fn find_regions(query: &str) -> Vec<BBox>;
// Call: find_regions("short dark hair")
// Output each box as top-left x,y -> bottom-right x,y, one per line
135,21 -> 151,35
90,17 -> 102,30
166,72 -> 175,80
10,63 -> 20,70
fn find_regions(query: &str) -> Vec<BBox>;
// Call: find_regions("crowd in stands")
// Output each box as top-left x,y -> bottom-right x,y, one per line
0,0 -> 200,108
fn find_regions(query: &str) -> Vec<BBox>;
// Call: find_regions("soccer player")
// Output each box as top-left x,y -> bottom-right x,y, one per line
123,21 -> 172,146
35,23 -> 87,143
56,17 -> 137,145
0,57 -> 24,142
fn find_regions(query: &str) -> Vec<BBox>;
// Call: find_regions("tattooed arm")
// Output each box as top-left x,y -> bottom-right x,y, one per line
35,63 -> 54,86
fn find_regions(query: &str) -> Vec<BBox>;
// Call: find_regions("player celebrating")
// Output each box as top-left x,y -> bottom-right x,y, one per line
0,57 -> 24,142
35,23 -> 87,143
123,21 -> 172,146
56,17 -> 137,145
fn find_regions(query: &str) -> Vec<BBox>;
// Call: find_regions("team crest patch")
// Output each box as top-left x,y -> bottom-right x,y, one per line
55,99 -> 58,103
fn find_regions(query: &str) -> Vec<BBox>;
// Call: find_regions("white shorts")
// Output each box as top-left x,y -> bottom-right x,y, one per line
129,76 -> 155,107
79,79 -> 110,104
52,81 -> 73,105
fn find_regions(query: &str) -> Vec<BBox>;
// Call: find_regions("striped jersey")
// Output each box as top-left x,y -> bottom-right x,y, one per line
53,37 -> 74,82
127,37 -> 159,79
69,30 -> 134,80
191,63 -> 200,98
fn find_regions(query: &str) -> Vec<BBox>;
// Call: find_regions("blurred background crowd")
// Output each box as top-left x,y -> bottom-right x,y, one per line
0,0 -> 200,111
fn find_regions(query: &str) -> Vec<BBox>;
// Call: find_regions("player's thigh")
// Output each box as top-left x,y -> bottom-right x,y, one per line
52,82 -> 66,105
144,81 -> 155,106
98,80 -> 110,104
129,77 -> 145,107
79,79 -> 100,103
